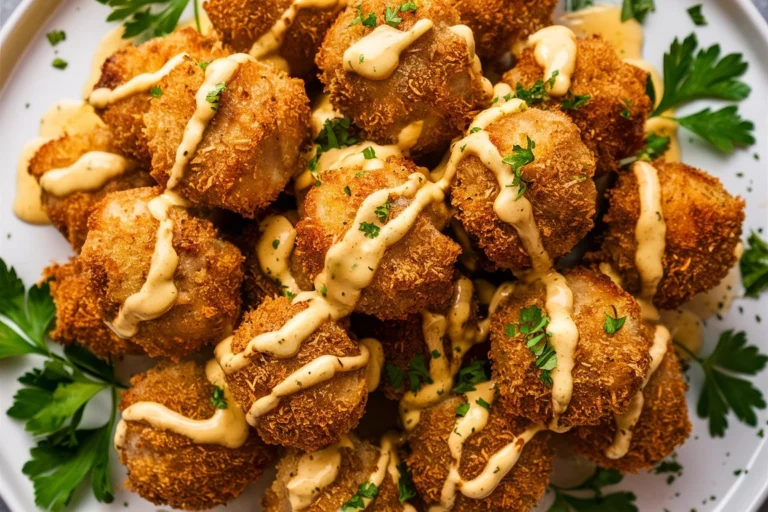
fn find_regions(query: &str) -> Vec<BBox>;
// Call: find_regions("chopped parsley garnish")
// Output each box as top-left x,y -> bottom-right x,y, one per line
676,330 -> 767,437
687,4 -> 707,26
384,2 -> 418,28
561,93 -> 591,111
633,132 -> 671,163
309,117 -> 360,171
475,397 -> 491,411
407,355 -> 433,392
456,403 -> 470,417
363,146 -> 376,159
281,287 -> 296,300
0,258 -> 122,511
469,127 -> 482,134
603,305 -> 626,335
319,284 -> 328,297
340,481 -> 378,511
272,239 -> 280,250
508,305 -> 557,386
514,71 -> 558,106
350,4 -> 378,28
675,106 -> 755,154
374,200 -> 391,223
150,86 -> 163,98
620,98 -> 632,119
741,231 -> 768,298
359,222 -> 381,239
397,462 -> 417,504
431,349 -> 441,359
548,468 -> 637,512
196,59 -> 210,71
452,360 -> 490,394
205,83 -> 227,111
97,0 -> 200,40
385,363 -> 404,391
46,30 -> 66,46
52,58 -> 68,70
621,0 -> 655,23
344,185 -> 352,196
210,386 -> 227,409
502,136 -> 535,200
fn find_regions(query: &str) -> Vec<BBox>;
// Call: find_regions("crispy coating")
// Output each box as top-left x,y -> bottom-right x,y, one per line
94,28 -> 228,166
317,0 -> 492,156
502,36 -> 651,174
43,258 -> 140,360
118,360 -> 274,510
450,108 -> 596,271
204,0 -> 341,79
449,0 -> 556,59
566,346 -> 691,472
145,59 -> 310,217
295,159 -> 461,320
262,434 -> 402,511
225,296 -> 368,451
490,267 -> 652,427
79,187 -> 243,360
28,127 -> 155,252
407,396 -> 553,511
602,160 -> 745,310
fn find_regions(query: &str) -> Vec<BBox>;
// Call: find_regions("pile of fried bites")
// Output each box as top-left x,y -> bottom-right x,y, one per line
26,0 -> 746,510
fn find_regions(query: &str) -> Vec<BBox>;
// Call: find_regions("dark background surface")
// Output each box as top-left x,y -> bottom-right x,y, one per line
0,0 -> 766,511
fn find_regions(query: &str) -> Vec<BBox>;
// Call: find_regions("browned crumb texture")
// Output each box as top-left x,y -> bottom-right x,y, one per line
566,346 -> 692,472
144,59 -> 310,218
79,187 -> 243,360
490,267 -> 652,427
451,108 -> 596,271
317,0 -> 492,156
226,296 -> 367,451
408,396 -> 553,511
119,360 -> 274,510
602,160 -> 745,309
295,158 -> 461,320
502,36 -> 651,174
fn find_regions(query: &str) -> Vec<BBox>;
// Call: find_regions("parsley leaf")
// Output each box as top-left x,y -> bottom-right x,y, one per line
374,200 -> 391,223
0,259 -> 54,353
687,4 -> 707,26
397,462 -> 417,504
385,362 -> 405,391
561,93 -> 590,111
475,397 -> 491,411
359,222 -> 381,239
603,305 -> 626,335
407,355 -> 433,392
502,136 -> 535,200
456,403 -> 470,417
150,85 -> 163,98
621,0 -> 655,23
508,305 -> 557,386
205,82 -> 228,111
350,4 -> 377,28
514,71 -> 558,106
384,6 -> 403,27
674,106 -> 755,153
363,146 -> 376,159
620,98 -> 632,119
97,0 -> 193,40
452,360 -> 490,394
341,482 -> 379,511
633,132 -> 671,163
548,467 -> 638,512
741,231 -> 768,298
309,117 -> 360,170
46,30 -> 66,46
52,58 -> 68,70
210,386 -> 227,409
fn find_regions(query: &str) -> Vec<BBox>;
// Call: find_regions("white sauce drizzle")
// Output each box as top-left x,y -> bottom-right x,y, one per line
83,25 -> 133,99
633,161 -> 666,302
115,359 -> 249,449
343,19 -> 434,80
527,26 -> 578,97
287,435 -> 355,510
39,151 -> 134,198
256,214 -> 300,297
448,24 -> 493,98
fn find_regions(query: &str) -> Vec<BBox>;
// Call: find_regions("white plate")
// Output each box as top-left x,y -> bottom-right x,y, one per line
0,0 -> 767,511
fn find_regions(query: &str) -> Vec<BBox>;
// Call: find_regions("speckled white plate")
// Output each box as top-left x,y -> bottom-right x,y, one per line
1,0 -> 767,511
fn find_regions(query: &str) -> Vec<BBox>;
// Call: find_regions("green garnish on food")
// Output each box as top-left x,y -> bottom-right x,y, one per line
350,4 -> 377,28
548,467 -> 638,512
340,481 -> 378,511
46,30 -> 66,46
210,386 -> 227,409
396,462 -> 417,504
502,135 -> 535,200
150,86 -> 163,98
52,58 -> 68,70
621,0 -> 655,23
603,305 -> 627,335
561,93 -> 591,111
406,355 -> 433,392
362,146 -> 376,160
687,4 -> 707,26
741,231 -> 768,298
206,83 -> 227,111
452,360 -> 489,394
514,71 -> 558,106
475,397 -> 491,411
309,118 -> 359,171
508,305 -> 557,386
359,221 -> 381,239
96,0 -> 201,40
455,403 -> 470,417
374,200 -> 391,223
634,132 -> 671,163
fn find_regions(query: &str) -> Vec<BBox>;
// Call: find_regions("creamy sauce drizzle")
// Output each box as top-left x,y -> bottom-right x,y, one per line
527,26 -> 577,97
256,214 -> 301,297
83,26 -> 133,99
39,151 -> 134,198
287,435 -> 354,510
633,161 -> 666,302
115,359 -> 249,449
449,25 -> 493,98
343,19 -> 434,80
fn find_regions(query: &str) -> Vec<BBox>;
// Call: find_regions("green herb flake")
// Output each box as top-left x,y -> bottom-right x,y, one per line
46,30 -> 66,46
210,386 -> 227,409
687,4 -> 707,26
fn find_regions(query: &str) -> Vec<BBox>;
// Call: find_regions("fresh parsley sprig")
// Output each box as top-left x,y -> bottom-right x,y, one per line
741,231 -> 768,298
502,136 -> 536,200
0,259 -> 124,511
621,0 -> 655,23
548,468 -> 638,512
308,117 -> 360,172
506,305 -> 557,386
675,106 -> 755,154
676,330 -> 767,437
385,354 -> 434,393
452,360 -> 490,395
97,0 -> 199,40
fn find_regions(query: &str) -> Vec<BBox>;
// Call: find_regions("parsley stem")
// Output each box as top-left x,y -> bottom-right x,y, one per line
193,0 -> 202,34
672,340 -> 704,365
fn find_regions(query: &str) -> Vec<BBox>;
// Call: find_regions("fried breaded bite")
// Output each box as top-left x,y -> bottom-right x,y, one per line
601,161 -> 745,310
502,35 -> 651,174
567,346 -> 691,472
28,127 -> 155,252
117,360 -> 274,510
450,108 -> 596,272
43,258 -> 140,360
449,0 -> 556,59
317,0 -> 492,156
204,0 -> 342,79
294,158 -> 461,320
407,395 -> 553,511
490,267 -> 652,427
79,187 -> 243,359
263,433 -> 404,511
223,296 -> 368,451
93,28 -> 228,166
144,58 -> 310,217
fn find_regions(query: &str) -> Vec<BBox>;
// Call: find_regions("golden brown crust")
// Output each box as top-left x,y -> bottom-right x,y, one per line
28,127 -> 155,252
450,108 -> 596,271
119,360 -> 274,510
95,28 -> 228,166
204,0 -> 341,79
566,346 -> 692,472
226,296 -> 368,451
295,159 -> 461,320
601,160 -> 745,309
145,59 -> 310,217
79,187 -> 243,360
317,0 -> 492,156
407,396 -> 553,511
490,267 -> 651,427
502,36 -> 651,174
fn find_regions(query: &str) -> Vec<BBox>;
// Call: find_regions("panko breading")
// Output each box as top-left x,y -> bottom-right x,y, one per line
567,346 -> 691,472
407,396 -> 553,511
295,159 -> 461,320
118,360 -> 274,510
28,127 -> 155,252
79,187 -> 243,360
224,296 -> 368,452
490,267 -> 652,427
502,36 -> 651,174
144,58 -> 310,218
204,0 -> 341,79
93,28 -> 228,166
43,258 -> 140,360
450,108 -> 596,272
317,0 -> 492,156
601,160 -> 745,310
